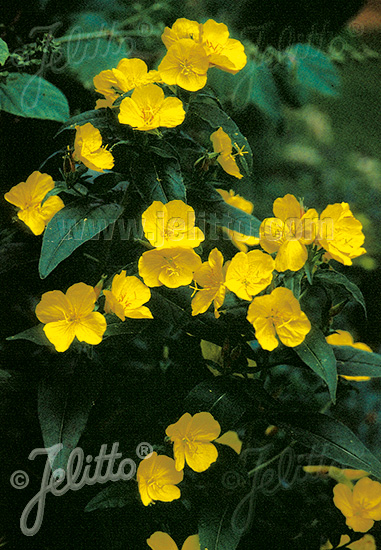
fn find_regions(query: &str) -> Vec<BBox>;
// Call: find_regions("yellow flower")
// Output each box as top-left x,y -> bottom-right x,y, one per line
333,477 -> 381,532
217,189 -> 260,252
247,287 -> 311,351
199,19 -> 247,74
103,272 -> 153,321
211,128 -> 243,179
259,194 -> 319,272
161,18 -> 202,49
142,200 -> 204,249
225,250 -> 274,301
73,123 -> 114,172
191,248 -> 227,318
317,203 -> 366,266
147,531 -> 200,550
138,248 -> 202,288
321,534 -> 376,550
326,330 -> 372,381
35,282 -> 107,352
215,431 -> 243,455
4,171 -> 64,236
137,452 -> 183,506
158,39 -> 209,92
166,412 -> 221,472
94,58 -> 161,109
118,84 -> 185,130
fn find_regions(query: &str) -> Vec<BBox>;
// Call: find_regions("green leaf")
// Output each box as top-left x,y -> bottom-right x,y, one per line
228,60 -> 283,123
85,481 -> 136,512
104,318 -> 147,339
62,13 -> 135,89
55,108 -> 116,136
198,492 -> 243,550
0,38 -> 9,65
314,269 -> 366,315
189,97 -> 253,173
6,324 -> 53,348
38,355 -> 103,474
188,184 -> 260,237
39,201 -> 124,278
334,346 -> 381,378
270,411 -> 381,479
0,73 -> 69,121
294,327 -> 337,403
131,153 -> 186,204
285,44 -> 340,101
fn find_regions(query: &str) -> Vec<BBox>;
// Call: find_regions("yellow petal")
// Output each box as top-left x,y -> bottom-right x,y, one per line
147,532 -> 178,550
66,282 -> 97,317
36,290 -> 71,323
185,441 -> 218,472
182,535 -> 200,550
333,483 -> 355,517
74,312 -> 107,345
273,194 -> 302,222
215,431 -> 242,454
275,240 -> 308,272
43,320 -> 76,352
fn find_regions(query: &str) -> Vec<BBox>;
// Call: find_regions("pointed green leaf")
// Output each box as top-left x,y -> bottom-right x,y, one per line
0,73 -> 69,121
294,327 -> 337,403
199,492 -> 243,550
85,481 -> 136,512
270,411 -> 381,479
314,269 -> 366,315
6,324 -> 53,348
285,44 -> 340,100
334,346 -> 381,378
38,356 -> 103,474
39,201 -> 124,278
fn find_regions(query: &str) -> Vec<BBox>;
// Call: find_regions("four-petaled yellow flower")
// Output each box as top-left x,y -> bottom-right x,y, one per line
259,194 -> 319,272
321,534 -> 376,550
137,452 -> 183,506
118,84 -> 185,131
147,531 -> 200,550
4,171 -> 64,235
103,271 -> 153,321
191,248 -> 227,318
317,203 -> 366,266
73,123 -> 114,172
247,287 -> 311,351
326,330 -> 372,381
166,412 -> 221,472
35,282 -> 107,352
211,128 -> 244,179
94,58 -> 161,109
158,39 -> 209,92
225,250 -> 274,301
161,18 -> 202,49
217,189 -> 260,252
199,19 -> 247,74
333,477 -> 381,532
142,200 -> 204,249
139,248 -> 202,288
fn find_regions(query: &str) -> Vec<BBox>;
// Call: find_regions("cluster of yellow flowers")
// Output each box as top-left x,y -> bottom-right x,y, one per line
259,194 -> 366,270
304,466 -> 381,548
34,271 -> 153,352
137,411 -> 239,506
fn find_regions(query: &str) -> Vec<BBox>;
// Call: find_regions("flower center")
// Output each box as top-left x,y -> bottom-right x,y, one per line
179,60 -> 194,75
141,107 -> 156,124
